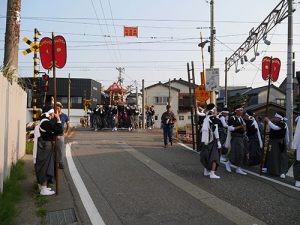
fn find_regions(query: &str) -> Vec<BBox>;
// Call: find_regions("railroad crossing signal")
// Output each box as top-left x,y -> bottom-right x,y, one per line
22,37 -> 39,55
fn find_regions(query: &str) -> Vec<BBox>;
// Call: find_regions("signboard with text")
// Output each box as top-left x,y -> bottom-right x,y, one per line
205,68 -> 219,91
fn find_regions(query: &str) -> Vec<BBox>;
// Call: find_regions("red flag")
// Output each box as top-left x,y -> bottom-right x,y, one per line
39,37 -> 53,70
271,58 -> 281,82
262,56 -> 271,81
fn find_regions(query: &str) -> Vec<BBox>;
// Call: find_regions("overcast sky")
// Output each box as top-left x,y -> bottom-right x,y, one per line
0,0 -> 299,90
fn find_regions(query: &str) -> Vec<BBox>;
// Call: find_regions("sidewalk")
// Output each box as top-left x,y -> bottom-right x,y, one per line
15,154 -> 85,225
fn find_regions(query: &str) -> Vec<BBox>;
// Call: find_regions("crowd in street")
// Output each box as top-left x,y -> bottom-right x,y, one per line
193,103 -> 300,188
31,99 -> 300,196
87,104 -> 155,131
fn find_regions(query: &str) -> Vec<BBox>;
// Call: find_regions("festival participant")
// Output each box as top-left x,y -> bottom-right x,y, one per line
265,112 -> 289,179
217,107 -> 229,161
225,105 -> 248,175
244,110 -> 263,166
35,106 -> 63,195
200,103 -> 222,179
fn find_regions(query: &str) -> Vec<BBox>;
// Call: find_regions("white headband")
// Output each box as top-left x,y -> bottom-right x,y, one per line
275,113 -> 287,121
48,109 -> 54,114
235,107 -> 243,112
222,110 -> 229,114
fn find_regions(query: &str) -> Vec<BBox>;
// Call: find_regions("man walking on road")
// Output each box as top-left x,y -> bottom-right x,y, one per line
161,105 -> 177,148
56,102 -> 70,169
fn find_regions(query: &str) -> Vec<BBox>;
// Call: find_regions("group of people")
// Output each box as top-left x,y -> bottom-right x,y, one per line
33,102 -> 70,195
87,104 -> 140,131
195,103 -> 300,187
86,104 -> 156,131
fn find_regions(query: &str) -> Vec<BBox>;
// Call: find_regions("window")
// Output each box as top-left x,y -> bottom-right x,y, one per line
276,98 -> 285,106
154,96 -> 169,104
60,97 -> 68,104
179,116 -> 184,120
71,97 -> 82,104
188,116 -> 191,120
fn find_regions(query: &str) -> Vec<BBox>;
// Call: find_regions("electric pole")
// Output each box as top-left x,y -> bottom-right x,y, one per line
210,0 -> 215,69
142,79 -> 145,129
286,0 -> 294,146
3,0 -> 21,71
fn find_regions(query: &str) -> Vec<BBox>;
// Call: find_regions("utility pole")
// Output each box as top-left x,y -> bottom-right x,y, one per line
3,0 -> 21,70
210,0 -> 215,69
286,0 -> 294,146
209,0 -> 216,104
224,57 -> 228,107
68,73 -> 71,118
142,79 -> 145,129
168,78 -> 171,106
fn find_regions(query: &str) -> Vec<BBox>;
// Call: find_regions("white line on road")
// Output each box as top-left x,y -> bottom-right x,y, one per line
123,144 -> 267,225
178,142 -> 300,192
66,143 -> 106,225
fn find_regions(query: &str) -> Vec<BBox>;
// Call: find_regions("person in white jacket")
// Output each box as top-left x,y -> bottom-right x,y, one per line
200,104 -> 222,179
292,116 -> 300,188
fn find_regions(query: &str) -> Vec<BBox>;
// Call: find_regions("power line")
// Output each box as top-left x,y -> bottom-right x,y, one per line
2,15 -> 300,24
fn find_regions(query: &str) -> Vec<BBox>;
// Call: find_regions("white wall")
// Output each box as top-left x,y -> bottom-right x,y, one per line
0,74 -> 27,192
145,84 -> 179,128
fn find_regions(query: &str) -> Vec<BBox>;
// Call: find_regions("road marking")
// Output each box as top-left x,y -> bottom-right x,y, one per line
123,144 -> 267,225
178,142 -> 300,192
66,143 -> 106,225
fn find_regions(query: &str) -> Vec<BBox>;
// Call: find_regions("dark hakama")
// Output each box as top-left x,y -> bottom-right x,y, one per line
267,138 -> 288,176
218,128 -> 228,155
247,134 -> 262,166
229,134 -> 247,167
35,137 -> 55,184
200,139 -> 220,170
294,158 -> 300,181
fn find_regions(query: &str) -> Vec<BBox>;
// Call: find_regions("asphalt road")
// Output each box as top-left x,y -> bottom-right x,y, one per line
67,129 -> 300,225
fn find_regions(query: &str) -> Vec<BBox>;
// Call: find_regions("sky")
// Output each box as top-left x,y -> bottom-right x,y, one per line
0,0 -> 299,91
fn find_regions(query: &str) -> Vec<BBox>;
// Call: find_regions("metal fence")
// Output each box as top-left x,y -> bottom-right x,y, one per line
0,73 -> 27,192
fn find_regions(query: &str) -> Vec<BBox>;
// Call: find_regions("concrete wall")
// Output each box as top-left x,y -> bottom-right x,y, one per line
0,74 -> 27,192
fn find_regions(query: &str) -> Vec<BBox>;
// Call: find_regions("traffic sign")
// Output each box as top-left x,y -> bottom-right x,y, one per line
195,85 -> 209,103
22,37 -> 39,55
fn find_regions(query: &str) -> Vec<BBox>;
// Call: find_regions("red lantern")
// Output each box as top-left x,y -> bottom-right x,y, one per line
39,35 -> 67,70
54,35 -> 67,68
39,37 -> 53,70
262,56 -> 271,81
271,58 -> 281,82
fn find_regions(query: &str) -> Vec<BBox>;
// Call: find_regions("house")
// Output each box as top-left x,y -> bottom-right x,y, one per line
144,78 -> 197,128
216,86 -> 252,109
144,81 -> 180,128
244,84 -> 286,107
